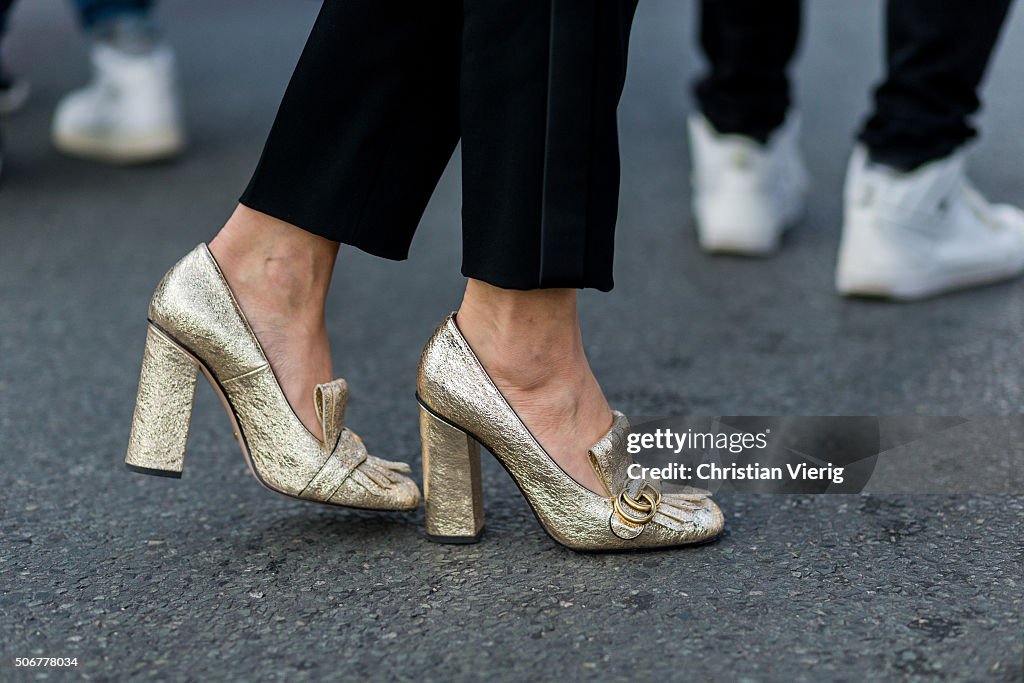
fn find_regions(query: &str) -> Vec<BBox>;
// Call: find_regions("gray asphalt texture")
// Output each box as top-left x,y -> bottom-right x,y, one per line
1,1 -> 1022,681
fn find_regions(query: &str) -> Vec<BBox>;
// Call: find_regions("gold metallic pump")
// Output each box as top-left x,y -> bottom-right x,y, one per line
416,314 -> 725,551
125,244 -> 421,511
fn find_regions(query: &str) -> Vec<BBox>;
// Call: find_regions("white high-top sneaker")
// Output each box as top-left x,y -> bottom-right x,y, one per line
836,147 -> 1024,300
688,113 -> 808,255
52,40 -> 183,163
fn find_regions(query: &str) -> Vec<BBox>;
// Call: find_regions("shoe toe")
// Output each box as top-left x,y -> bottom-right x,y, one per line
653,493 -> 725,545
325,457 -> 421,511
382,472 -> 423,511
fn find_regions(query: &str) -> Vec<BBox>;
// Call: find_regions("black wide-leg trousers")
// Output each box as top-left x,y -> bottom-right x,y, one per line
241,0 -> 638,292
694,0 -> 1013,171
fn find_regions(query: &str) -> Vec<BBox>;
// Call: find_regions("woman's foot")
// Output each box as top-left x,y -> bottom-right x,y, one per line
456,280 -> 612,494
208,205 -> 338,437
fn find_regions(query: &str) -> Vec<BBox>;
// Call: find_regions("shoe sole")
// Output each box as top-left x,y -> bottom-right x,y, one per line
698,234 -> 781,257
694,205 -> 804,257
837,258 -> 1024,301
53,128 -> 184,164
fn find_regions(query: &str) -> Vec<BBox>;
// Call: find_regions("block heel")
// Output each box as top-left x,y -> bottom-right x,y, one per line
125,324 -> 198,478
419,401 -> 484,543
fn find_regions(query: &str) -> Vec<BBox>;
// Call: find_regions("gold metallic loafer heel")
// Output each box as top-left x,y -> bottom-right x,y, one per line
124,243 -> 421,512
419,404 -> 484,543
125,324 -> 200,477
416,313 -> 725,551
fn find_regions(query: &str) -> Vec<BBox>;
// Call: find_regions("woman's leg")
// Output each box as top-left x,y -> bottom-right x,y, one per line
457,283 -> 612,493
212,0 -> 637,496
209,207 -> 337,434
240,1 -> 461,256
213,1 -> 462,435
455,0 -> 637,493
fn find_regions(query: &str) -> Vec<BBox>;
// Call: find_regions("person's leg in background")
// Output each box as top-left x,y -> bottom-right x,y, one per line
0,0 -> 30,117
860,0 -> 1013,171
0,0 -> 22,176
836,0 -> 1024,300
52,0 -> 183,163
688,0 -> 808,255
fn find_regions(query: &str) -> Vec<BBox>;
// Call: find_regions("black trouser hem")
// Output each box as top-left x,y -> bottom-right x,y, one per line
237,197 -> 412,262
459,264 -> 613,293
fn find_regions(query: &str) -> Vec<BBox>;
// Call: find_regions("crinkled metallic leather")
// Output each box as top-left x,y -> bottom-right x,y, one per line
420,405 -> 485,539
417,314 -> 724,550
149,244 -> 266,379
125,325 -> 199,474
587,412 -> 647,496
140,244 -> 420,511
314,379 -> 349,448
221,366 -> 329,495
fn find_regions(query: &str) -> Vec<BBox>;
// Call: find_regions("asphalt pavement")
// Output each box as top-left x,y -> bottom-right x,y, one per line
1,1 -> 1022,681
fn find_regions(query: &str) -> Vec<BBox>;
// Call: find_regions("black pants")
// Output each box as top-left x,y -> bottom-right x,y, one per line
241,0 -> 637,292
0,0 -> 14,78
694,0 -> 1013,171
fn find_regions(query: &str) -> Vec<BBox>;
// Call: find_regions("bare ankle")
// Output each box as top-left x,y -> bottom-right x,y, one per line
207,207 -> 339,436
456,279 -> 586,386
210,205 -> 339,319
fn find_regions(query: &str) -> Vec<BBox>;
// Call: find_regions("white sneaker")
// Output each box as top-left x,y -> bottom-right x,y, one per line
836,147 -> 1024,300
52,41 -> 184,163
688,113 -> 808,255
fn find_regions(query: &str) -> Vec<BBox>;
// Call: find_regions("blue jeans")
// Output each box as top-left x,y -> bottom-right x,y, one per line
1,0 -> 153,38
73,0 -> 154,29
1,0 -> 154,78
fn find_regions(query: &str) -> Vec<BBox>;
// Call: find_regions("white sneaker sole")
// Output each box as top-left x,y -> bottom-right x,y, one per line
697,226 -> 783,256
52,127 -> 184,164
836,256 -> 1024,301
695,206 -> 803,257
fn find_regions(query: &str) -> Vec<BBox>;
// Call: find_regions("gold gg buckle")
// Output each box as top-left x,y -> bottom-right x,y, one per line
613,483 -> 661,525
